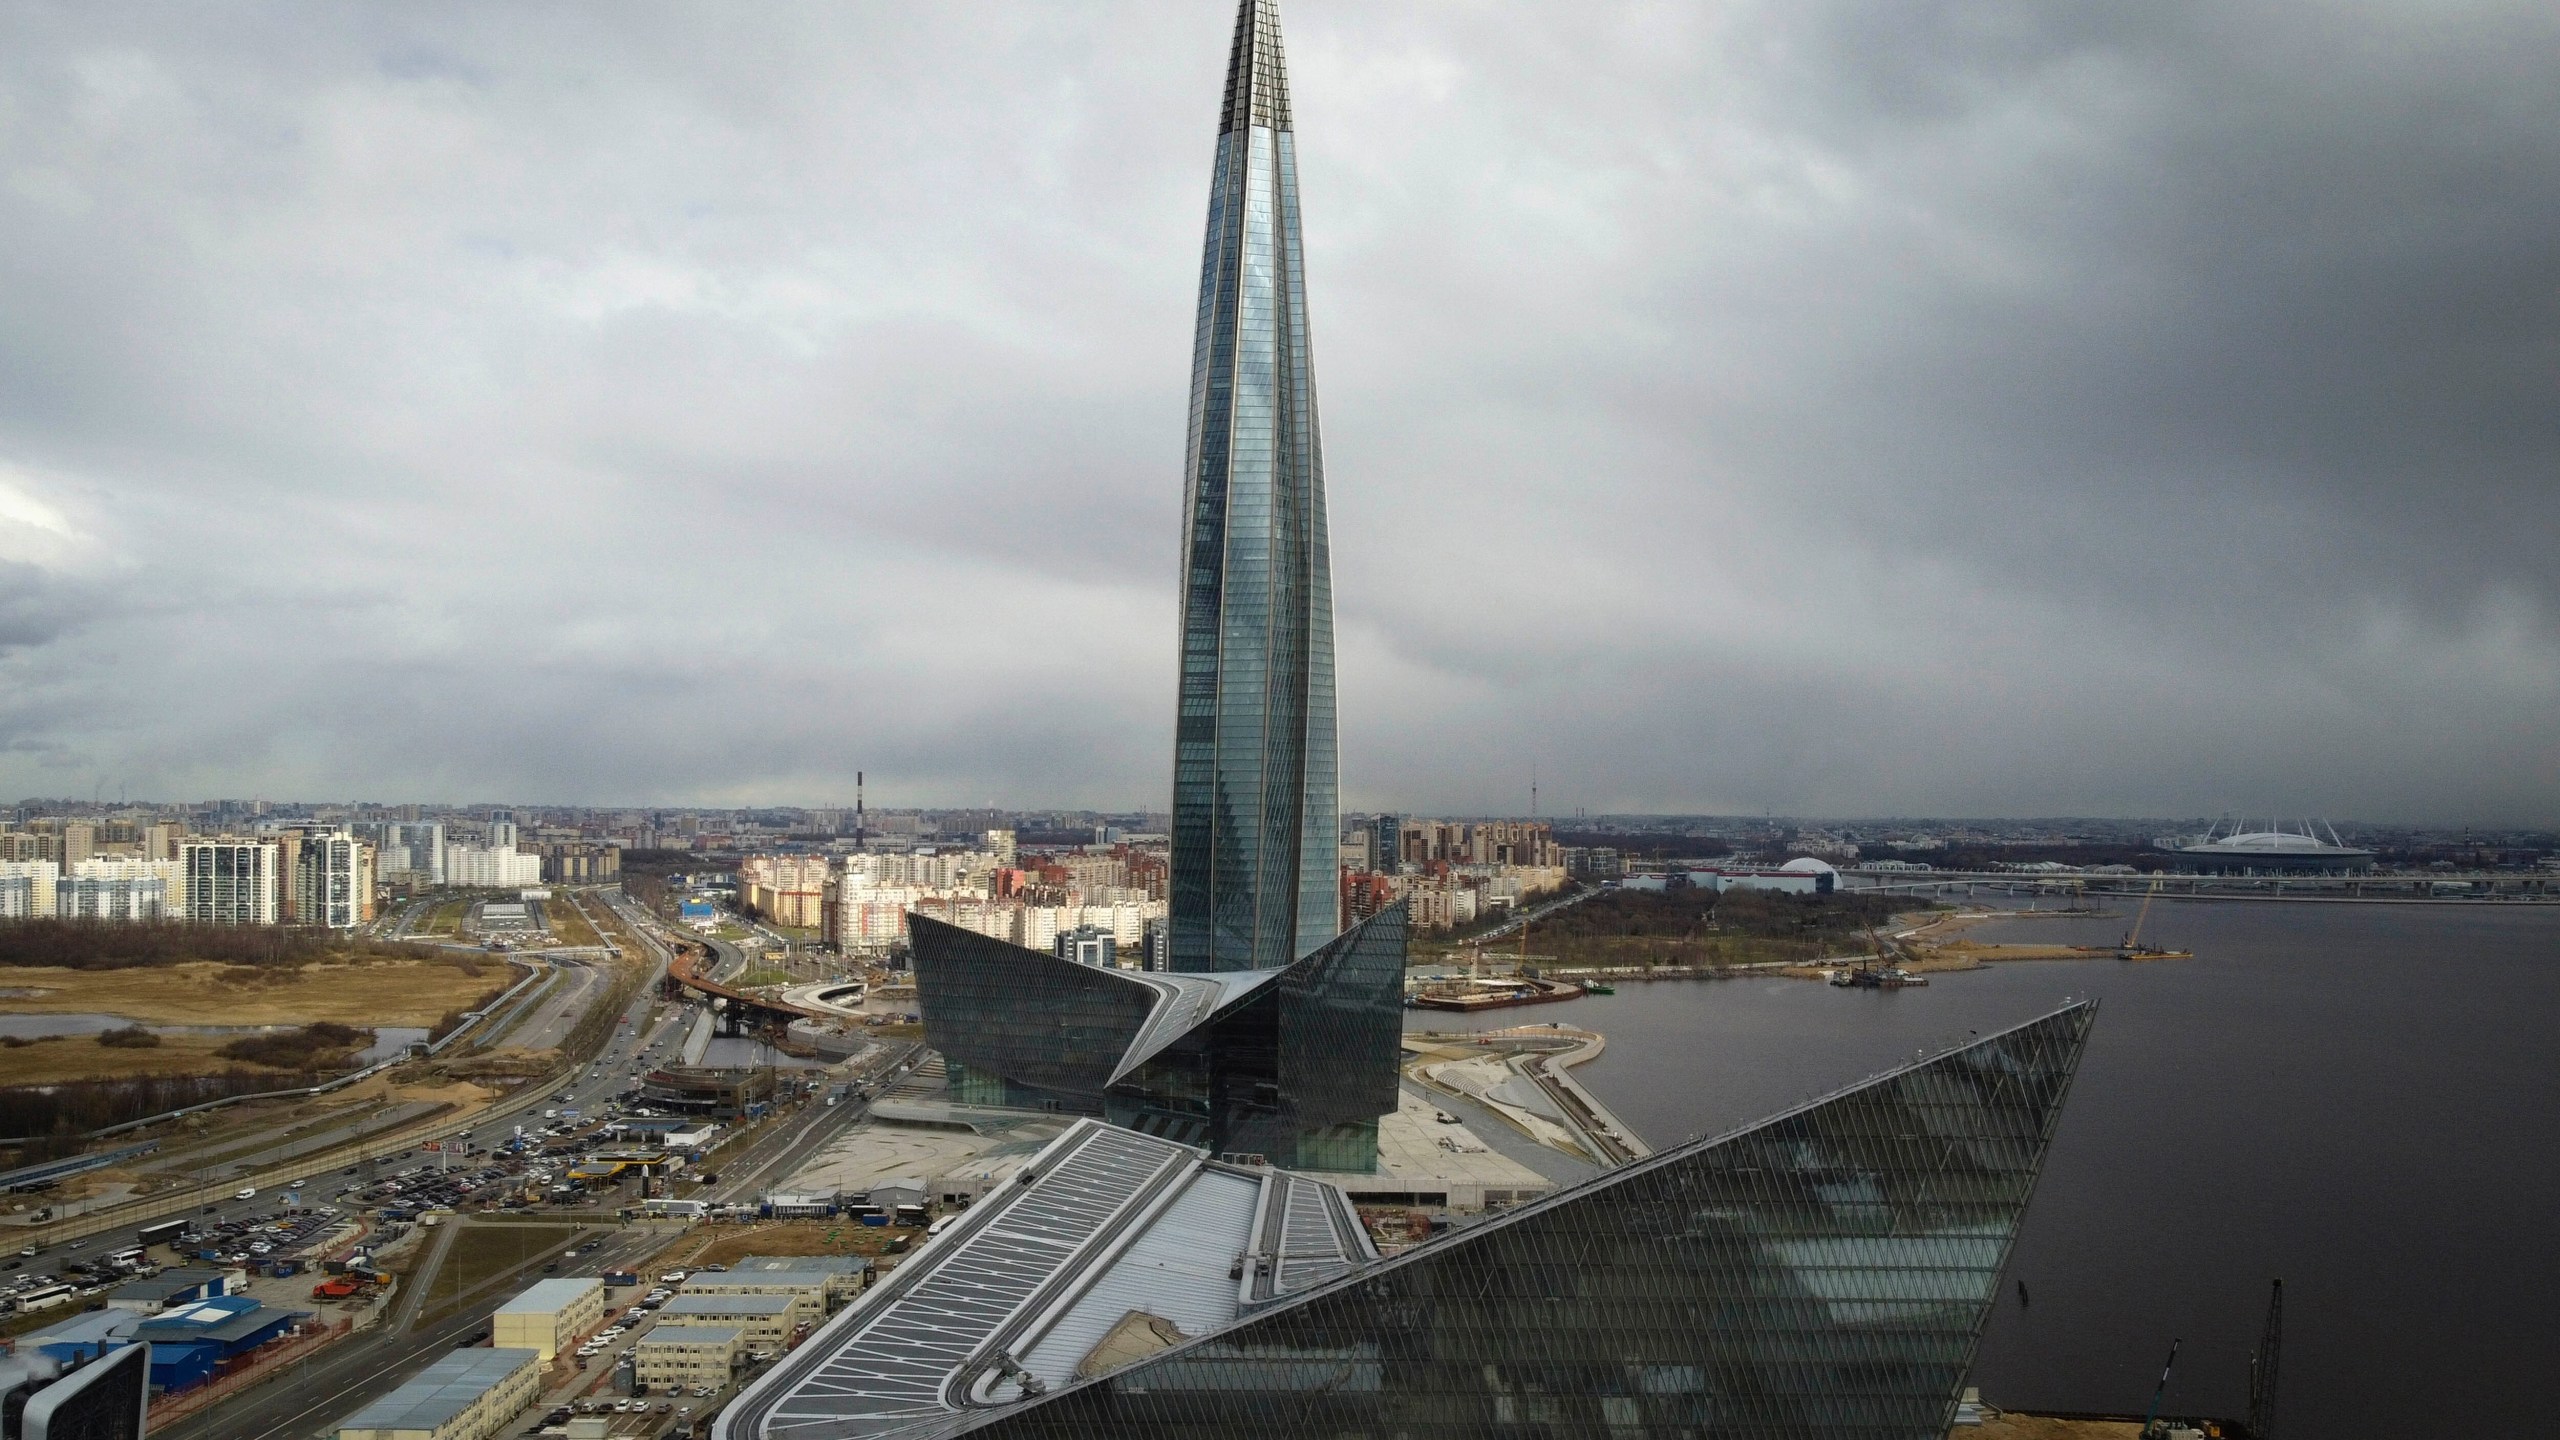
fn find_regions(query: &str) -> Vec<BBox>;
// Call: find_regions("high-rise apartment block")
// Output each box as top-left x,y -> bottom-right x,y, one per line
444,843 -> 542,890
292,832 -> 374,929
0,860 -> 58,919
60,859 -> 183,921
181,839 -> 281,925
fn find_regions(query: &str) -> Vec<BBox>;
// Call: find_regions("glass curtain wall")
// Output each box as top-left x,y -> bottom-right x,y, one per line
1169,0 -> 1340,975
951,1002 -> 2098,1440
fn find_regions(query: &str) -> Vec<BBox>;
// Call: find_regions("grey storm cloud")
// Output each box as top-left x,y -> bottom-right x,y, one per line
0,1 -> 2552,822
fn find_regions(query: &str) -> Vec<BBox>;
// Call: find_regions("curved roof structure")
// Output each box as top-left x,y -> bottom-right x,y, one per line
718,1001 -> 2099,1440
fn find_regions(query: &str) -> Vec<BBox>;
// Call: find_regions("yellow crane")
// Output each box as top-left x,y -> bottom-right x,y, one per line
2117,878 -> 2193,961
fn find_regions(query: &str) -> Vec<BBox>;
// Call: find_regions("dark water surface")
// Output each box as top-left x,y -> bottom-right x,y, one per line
1469,900 -> 2560,1434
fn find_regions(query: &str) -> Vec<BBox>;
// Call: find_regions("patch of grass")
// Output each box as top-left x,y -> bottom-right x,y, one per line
217,1022 -> 369,1070
730,968 -> 790,989
1474,889 -> 1930,971
0,1034 -> 300,1087
0,960 -> 500,1027
95,1025 -> 161,1049
417,1222 -> 588,1325
678,1220 -> 920,1268
544,898 -> 602,949
0,920 -> 441,971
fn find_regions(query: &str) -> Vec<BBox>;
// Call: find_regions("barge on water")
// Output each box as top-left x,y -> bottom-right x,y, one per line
1828,966 -> 1929,989
1405,977 -> 1585,1012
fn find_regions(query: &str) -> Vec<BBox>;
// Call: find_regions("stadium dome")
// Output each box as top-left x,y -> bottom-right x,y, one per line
1779,856 -> 1838,874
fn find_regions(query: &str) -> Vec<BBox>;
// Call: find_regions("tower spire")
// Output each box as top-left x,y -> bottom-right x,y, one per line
1220,0 -> 1294,135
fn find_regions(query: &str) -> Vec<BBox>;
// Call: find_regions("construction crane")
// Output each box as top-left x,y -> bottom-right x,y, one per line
2118,877 -> 2193,961
2247,1279 -> 2283,1438
2137,1338 -> 2182,1438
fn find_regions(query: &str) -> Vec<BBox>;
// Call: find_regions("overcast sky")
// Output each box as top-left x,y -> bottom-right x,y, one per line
1,2 -> 2554,823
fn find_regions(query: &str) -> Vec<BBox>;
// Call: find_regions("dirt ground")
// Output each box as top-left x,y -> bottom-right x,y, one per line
1962,1414 -> 2146,1439
664,1220 -> 925,1269
0,959 -> 498,1027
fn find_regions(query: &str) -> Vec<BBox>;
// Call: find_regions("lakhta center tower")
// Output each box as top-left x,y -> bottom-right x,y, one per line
1169,0 -> 1340,973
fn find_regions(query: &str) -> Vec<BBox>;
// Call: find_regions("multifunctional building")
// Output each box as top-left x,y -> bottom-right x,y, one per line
721,1002 -> 2095,1440
910,902 -> 1405,1170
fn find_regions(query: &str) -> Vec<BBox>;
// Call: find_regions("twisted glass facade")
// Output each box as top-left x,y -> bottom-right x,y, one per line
911,905 -> 1407,1169
1170,0 -> 1340,973
944,1001 -> 2097,1440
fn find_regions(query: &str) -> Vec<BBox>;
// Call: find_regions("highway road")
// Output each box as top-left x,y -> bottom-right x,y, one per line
158,889 -> 916,1440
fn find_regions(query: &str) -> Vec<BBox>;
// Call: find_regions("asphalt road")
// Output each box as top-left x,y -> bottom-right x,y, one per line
157,892 -> 906,1440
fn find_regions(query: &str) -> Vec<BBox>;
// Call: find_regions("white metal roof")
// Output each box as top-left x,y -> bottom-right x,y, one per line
717,1118 -> 1371,1440
336,1348 -> 539,1432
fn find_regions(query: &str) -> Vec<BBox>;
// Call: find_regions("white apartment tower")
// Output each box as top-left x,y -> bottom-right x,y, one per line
181,838 -> 281,925
294,832 -> 373,930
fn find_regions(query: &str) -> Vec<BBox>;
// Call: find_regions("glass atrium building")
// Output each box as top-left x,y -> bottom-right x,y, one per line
910,903 -> 1406,1170
1169,0 -> 1341,974
721,1002 -> 2098,1440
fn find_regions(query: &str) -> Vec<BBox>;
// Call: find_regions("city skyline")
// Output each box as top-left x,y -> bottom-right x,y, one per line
1,5 -> 2556,823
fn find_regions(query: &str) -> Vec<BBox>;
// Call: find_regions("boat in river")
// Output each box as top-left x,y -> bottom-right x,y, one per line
1830,966 -> 1928,989
1406,977 -> 1585,1012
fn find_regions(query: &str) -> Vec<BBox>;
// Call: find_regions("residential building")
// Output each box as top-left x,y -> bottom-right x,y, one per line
1053,926 -> 1116,968
1165,0 -> 1340,975
532,841 -> 620,883
727,1255 -> 871,1304
0,859 -> 57,919
443,844 -> 541,889
181,838 -> 281,925
492,1276 -> 603,1364
294,832 -> 375,929
678,1270 -> 829,1324
142,821 -> 187,862
379,822 -> 445,885
739,854 -> 829,928
654,1293 -> 798,1350
634,1325 -> 742,1393
60,859 -> 180,921
333,1347 -> 541,1440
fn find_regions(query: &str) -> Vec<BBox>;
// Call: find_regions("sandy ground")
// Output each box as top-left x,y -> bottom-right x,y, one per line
1959,1414 -> 2145,1439
0,959 -> 498,1027
781,1124 -> 1035,1196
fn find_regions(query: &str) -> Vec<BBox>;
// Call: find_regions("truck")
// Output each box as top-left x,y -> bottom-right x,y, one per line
601,1270 -> 640,1288
136,1218 -> 189,1250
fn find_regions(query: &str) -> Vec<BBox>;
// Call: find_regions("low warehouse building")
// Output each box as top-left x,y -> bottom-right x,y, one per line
334,1347 -> 540,1440
654,1293 -> 798,1350
633,1325 -> 742,1394
492,1276 -> 604,1363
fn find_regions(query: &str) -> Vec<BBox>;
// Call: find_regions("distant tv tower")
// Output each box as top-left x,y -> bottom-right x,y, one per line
1530,763 -> 1538,819
855,771 -> 866,842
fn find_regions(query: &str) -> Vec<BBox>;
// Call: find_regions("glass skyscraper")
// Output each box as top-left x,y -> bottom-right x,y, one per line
1170,0 -> 1340,974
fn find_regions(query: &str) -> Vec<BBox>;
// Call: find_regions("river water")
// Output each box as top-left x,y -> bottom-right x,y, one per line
1500,898 -> 2559,1435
